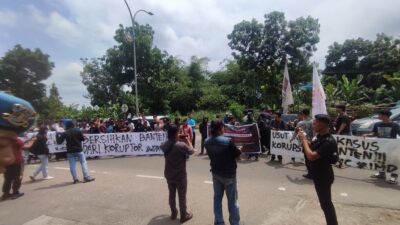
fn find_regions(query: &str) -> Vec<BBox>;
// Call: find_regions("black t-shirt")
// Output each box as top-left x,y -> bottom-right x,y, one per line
270,119 -> 287,130
309,133 -> 337,183
205,136 -> 241,178
335,114 -> 351,134
372,122 -> 400,139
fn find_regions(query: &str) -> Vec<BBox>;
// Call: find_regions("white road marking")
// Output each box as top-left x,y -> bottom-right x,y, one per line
103,172 -> 111,175
136,175 -> 165,180
90,170 -> 96,173
54,167 -> 70,170
340,193 -> 348,197
295,199 -> 307,212
204,181 -> 213,184
278,187 -> 286,191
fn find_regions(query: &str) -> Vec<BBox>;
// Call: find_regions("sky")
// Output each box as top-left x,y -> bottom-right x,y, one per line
1,0 -> 399,106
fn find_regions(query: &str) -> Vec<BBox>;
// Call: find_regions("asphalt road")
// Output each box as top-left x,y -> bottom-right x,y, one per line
1,141 -> 399,225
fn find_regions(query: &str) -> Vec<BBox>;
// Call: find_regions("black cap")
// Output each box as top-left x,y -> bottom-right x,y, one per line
314,114 -> 330,124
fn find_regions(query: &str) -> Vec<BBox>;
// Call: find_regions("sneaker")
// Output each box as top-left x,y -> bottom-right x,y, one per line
371,173 -> 385,179
180,212 -> 193,224
43,176 -> 54,180
11,192 -> 24,199
73,179 -> 80,184
84,176 -> 95,183
1,194 -> 11,201
29,176 -> 36,182
387,177 -> 398,184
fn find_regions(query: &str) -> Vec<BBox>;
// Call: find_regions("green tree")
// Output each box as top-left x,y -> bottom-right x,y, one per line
0,44 -> 55,114
227,11 -> 320,108
45,83 -> 64,119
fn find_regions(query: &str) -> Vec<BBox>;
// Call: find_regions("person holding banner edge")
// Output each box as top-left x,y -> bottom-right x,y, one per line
298,114 -> 339,225
363,109 -> 399,184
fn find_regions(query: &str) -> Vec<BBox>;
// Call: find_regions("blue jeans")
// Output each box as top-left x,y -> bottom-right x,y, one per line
67,152 -> 89,180
32,154 -> 48,178
212,174 -> 240,225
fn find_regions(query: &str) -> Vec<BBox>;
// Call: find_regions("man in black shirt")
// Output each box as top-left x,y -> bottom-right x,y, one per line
205,119 -> 242,225
299,114 -> 338,225
334,105 -> 351,135
364,109 -> 400,184
270,111 -> 287,163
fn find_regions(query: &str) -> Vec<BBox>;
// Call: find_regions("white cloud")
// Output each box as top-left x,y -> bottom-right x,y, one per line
0,9 -> 18,26
44,62 -> 91,106
3,0 -> 400,105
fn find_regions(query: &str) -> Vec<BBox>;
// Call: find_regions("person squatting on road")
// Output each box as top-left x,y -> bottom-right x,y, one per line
0,92 -> 36,200
205,119 -> 242,225
161,125 -> 195,223
298,114 -> 339,225
56,121 -> 95,184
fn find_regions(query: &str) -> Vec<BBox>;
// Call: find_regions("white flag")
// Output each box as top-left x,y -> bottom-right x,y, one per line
312,64 -> 327,117
282,63 -> 294,113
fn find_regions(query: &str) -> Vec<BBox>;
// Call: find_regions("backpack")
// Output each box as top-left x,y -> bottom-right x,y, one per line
311,135 -> 339,164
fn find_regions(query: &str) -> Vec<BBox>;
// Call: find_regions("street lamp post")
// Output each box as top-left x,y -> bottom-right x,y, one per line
122,0 -> 153,117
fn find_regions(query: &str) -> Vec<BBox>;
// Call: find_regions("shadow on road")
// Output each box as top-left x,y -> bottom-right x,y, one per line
364,179 -> 400,190
286,175 -> 313,185
33,182 -> 74,191
147,215 -> 177,225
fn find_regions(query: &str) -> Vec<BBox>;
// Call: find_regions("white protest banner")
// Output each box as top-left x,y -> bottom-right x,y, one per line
270,131 -> 304,158
46,132 -> 167,157
270,130 -> 400,173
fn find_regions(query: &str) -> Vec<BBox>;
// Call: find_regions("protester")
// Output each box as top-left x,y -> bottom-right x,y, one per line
127,119 -> 135,132
56,121 -> 95,184
114,119 -> 129,133
187,113 -> 196,148
106,120 -> 115,133
334,104 -> 351,135
363,109 -> 400,184
244,111 -> 259,160
205,119 -> 242,225
179,119 -> 193,146
99,120 -> 107,133
153,117 -> 163,132
163,118 -> 172,131
161,125 -> 194,223
257,113 -> 270,154
228,116 -> 240,126
2,137 -> 25,200
199,117 -> 209,155
29,126 -> 54,181
298,114 -> 339,225
294,109 -> 313,178
0,92 -> 36,174
134,119 -> 146,132
88,119 -> 100,134
270,111 -> 286,163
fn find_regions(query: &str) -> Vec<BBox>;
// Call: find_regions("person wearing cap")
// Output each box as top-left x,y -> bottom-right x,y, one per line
56,121 -> 95,184
298,114 -> 339,225
0,92 -> 36,200
363,109 -> 400,184
334,104 -> 351,135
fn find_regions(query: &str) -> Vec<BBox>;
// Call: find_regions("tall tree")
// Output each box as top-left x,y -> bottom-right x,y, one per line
0,44 -> 54,113
227,11 -> 320,108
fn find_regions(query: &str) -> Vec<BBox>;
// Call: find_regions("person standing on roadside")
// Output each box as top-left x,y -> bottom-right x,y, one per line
298,114 -> 339,225
161,125 -> 195,223
364,109 -> 400,184
270,111 -> 287,163
199,117 -> 209,155
56,121 -> 95,184
29,126 -> 54,181
0,92 -> 36,200
187,113 -> 196,148
205,119 -> 242,225
334,105 -> 351,135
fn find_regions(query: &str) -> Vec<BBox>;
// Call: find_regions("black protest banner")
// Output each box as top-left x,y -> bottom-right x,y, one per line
223,124 -> 262,153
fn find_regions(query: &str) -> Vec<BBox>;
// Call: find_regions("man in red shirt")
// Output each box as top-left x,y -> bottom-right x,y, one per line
0,92 -> 36,200
2,137 -> 26,200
